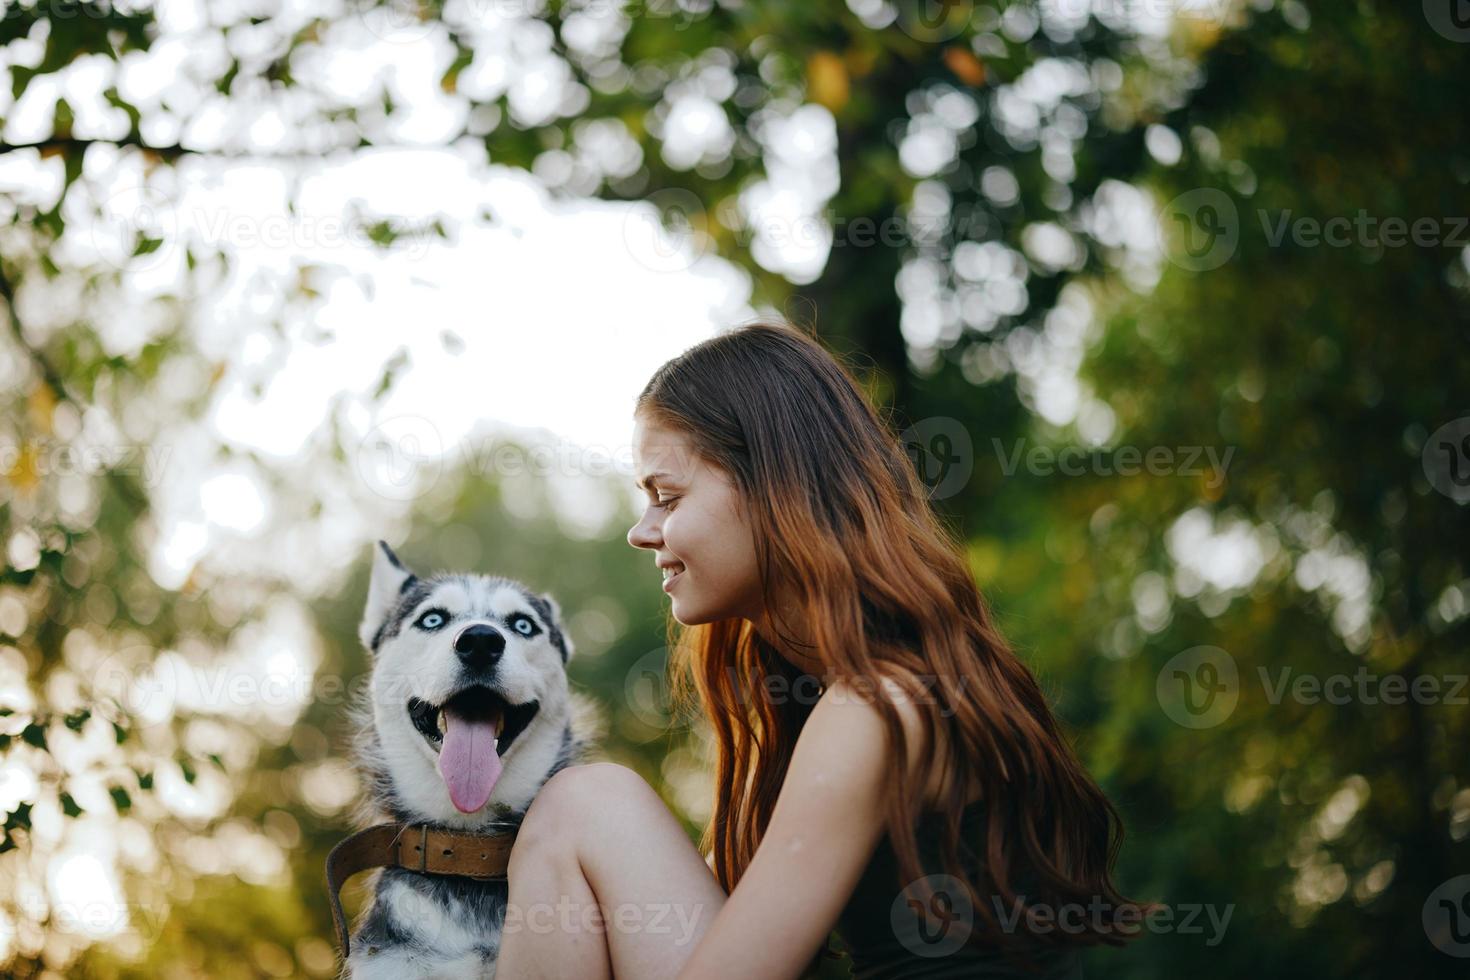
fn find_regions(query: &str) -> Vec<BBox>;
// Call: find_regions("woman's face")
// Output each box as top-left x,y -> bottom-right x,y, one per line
627,417 -> 764,626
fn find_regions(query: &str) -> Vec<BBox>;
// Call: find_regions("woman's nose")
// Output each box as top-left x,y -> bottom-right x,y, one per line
627,511 -> 660,550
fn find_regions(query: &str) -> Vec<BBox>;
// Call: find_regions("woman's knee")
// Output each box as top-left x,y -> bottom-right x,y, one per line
516,763 -> 653,852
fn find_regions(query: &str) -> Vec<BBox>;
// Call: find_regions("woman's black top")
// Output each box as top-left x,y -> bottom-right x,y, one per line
832,799 -> 1082,978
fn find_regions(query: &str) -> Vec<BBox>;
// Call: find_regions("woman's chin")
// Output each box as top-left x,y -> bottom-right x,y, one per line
669,596 -> 713,626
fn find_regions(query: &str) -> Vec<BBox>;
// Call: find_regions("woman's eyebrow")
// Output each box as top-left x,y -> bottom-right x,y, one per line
637,470 -> 674,493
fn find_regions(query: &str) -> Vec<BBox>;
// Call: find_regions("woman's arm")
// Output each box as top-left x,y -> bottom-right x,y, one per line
673,676 -> 929,980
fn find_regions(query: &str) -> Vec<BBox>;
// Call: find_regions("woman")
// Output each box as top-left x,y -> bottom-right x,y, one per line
495,321 -> 1139,979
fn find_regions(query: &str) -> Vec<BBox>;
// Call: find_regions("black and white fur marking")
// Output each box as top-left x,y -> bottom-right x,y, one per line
338,541 -> 601,980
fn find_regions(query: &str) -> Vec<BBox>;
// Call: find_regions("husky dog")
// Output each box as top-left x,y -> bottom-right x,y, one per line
340,540 -> 601,980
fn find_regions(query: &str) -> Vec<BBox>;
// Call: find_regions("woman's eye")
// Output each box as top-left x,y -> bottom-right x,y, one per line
417,610 -> 446,630
657,496 -> 678,510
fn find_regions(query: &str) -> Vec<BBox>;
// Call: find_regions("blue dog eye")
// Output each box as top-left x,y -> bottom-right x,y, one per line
512,616 -> 535,636
417,610 -> 446,630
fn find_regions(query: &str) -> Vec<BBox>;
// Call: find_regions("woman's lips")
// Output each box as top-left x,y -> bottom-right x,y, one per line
662,568 -> 684,593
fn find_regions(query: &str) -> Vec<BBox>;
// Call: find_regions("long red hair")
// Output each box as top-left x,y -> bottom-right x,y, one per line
636,320 -> 1139,970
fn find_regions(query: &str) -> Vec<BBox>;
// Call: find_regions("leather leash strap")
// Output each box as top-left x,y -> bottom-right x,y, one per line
326,822 -> 518,960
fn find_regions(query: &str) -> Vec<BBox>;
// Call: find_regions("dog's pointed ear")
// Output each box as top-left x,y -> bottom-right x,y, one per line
531,591 -> 574,664
359,540 -> 418,652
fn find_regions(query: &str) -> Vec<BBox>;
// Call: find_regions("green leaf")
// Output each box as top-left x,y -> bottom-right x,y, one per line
4,802 -> 32,832
19,723 -> 46,751
63,708 -> 91,732
134,236 -> 164,257
60,792 -> 83,818
109,786 -> 132,813
180,758 -> 197,785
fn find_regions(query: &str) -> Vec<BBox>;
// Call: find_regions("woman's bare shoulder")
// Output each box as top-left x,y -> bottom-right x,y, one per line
817,674 -> 978,809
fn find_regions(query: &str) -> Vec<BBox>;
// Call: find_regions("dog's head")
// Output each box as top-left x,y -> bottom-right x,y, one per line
353,540 -> 579,826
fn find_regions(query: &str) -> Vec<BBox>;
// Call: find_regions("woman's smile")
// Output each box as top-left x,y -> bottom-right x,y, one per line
659,557 -> 686,592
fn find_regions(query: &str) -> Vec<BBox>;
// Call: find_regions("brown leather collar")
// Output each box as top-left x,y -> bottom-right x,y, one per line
325,822 -> 518,960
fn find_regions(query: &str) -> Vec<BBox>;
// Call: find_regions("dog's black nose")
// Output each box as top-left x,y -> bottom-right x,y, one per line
454,624 -> 505,669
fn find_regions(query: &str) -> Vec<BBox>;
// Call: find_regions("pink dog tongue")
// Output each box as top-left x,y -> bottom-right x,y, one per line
437,706 -> 503,814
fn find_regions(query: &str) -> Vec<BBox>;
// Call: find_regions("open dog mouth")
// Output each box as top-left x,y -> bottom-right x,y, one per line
407,687 -> 540,814
408,688 -> 539,756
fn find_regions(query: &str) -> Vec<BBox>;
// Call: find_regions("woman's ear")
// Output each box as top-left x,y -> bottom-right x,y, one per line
359,540 -> 418,653
529,591 -> 574,664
